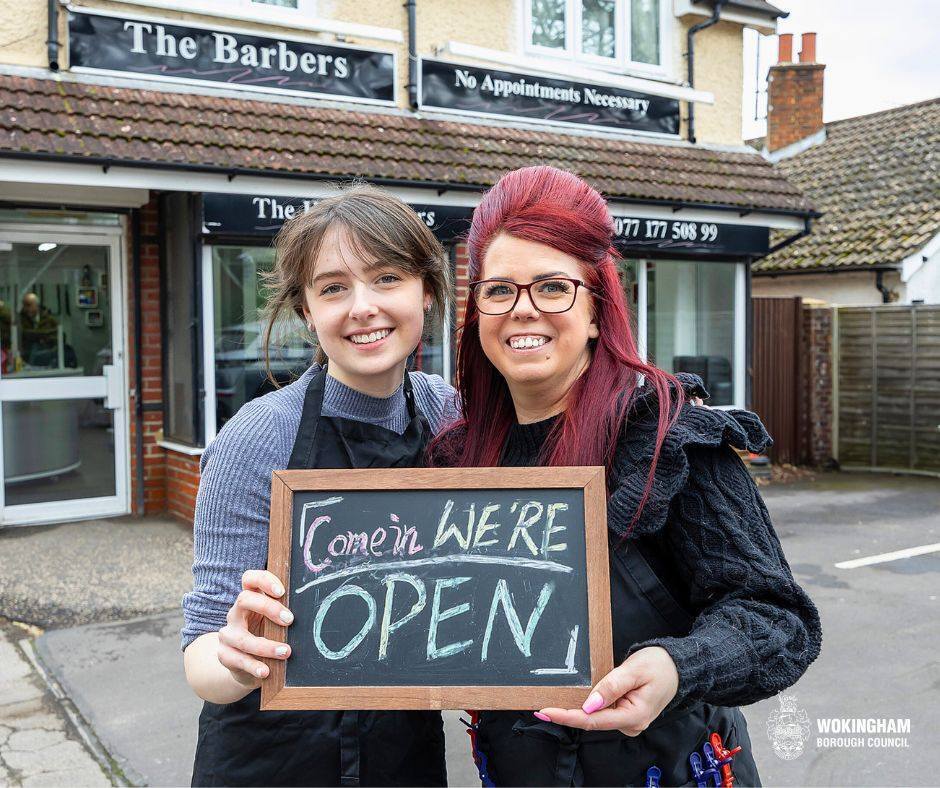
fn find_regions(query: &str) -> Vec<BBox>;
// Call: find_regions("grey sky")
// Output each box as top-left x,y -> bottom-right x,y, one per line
742,0 -> 940,139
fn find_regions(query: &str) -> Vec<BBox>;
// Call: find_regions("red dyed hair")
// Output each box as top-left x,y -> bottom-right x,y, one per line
431,166 -> 685,528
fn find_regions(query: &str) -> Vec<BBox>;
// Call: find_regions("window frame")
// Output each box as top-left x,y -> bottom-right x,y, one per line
523,0 -> 672,79
160,192 -> 203,447
121,0 -> 318,30
200,242 -> 456,445
633,257 -> 746,409
178,0 -> 317,25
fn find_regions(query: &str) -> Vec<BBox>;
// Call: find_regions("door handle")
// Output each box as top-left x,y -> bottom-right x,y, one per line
103,365 -> 122,410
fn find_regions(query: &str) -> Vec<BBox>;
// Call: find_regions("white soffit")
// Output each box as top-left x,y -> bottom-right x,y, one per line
0,178 -> 150,208
0,157 -> 805,229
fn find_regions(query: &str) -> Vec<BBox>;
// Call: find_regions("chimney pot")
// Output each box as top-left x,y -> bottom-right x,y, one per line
767,33 -> 825,153
800,32 -> 817,63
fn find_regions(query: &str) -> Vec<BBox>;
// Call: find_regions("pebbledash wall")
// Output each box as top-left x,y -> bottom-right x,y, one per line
0,0 -> 814,527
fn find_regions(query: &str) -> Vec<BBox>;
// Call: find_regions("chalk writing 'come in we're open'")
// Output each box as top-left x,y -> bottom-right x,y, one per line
291,496 -> 580,669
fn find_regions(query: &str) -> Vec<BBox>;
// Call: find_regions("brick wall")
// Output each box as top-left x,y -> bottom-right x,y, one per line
766,33 -> 825,153
166,450 -> 200,523
127,199 -> 166,514
453,241 -> 470,329
800,304 -> 834,465
127,196 -> 202,524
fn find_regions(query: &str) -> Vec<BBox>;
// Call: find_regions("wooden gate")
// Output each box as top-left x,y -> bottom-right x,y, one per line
752,297 -> 803,464
835,305 -> 940,473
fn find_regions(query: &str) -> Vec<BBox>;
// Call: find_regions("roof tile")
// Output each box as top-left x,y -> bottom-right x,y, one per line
0,73 -> 812,213
756,97 -> 940,271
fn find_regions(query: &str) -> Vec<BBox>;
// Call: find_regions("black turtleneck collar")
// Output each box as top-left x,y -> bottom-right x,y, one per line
500,415 -> 559,467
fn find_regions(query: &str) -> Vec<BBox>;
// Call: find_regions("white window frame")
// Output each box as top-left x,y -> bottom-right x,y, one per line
632,257 -> 746,410
167,0 -> 317,26
523,0 -> 672,80
96,0 -> 404,42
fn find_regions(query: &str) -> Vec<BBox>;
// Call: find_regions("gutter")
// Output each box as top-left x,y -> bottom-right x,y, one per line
685,0 -> 725,145
764,215 -> 812,256
754,263 -> 899,277
0,150 -> 820,221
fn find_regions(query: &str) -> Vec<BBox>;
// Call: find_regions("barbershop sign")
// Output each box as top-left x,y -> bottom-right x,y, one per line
419,58 -> 679,135
203,193 -> 473,242
68,9 -> 395,104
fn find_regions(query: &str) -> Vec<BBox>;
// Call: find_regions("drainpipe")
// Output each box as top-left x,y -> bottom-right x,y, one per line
131,209 -> 146,515
405,0 -> 418,109
685,0 -> 725,144
47,0 -> 60,71
875,270 -> 892,303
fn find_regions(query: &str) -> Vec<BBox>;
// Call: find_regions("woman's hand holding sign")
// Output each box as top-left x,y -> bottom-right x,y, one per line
535,647 -> 679,736
217,569 -> 294,686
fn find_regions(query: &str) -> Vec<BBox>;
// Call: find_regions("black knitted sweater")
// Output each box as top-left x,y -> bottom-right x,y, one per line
441,374 -> 822,713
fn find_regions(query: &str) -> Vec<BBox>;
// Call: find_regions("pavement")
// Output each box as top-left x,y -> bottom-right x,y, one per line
0,473 -> 937,786
0,619 -> 110,786
0,517 -> 194,629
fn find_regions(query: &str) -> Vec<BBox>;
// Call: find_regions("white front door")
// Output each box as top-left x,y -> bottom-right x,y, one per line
0,224 -> 129,526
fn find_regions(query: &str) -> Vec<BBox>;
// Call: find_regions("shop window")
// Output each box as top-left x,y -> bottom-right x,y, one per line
646,260 -> 737,406
210,246 -> 314,434
526,0 -> 667,72
162,193 -> 201,445
409,317 -> 447,381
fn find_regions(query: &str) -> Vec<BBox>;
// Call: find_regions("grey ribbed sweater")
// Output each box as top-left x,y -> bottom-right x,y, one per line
180,365 -> 459,650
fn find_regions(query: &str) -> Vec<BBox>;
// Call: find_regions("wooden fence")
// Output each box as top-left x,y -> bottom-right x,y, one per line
835,305 -> 940,474
752,297 -> 804,464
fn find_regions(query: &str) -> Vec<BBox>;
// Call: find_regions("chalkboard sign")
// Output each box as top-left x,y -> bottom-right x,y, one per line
261,467 -> 612,710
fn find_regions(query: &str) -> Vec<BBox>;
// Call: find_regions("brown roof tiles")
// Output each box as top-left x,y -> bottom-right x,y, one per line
0,73 -> 813,214
754,97 -> 940,273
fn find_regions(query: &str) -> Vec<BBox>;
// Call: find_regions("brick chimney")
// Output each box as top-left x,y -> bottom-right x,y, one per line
767,32 -> 825,153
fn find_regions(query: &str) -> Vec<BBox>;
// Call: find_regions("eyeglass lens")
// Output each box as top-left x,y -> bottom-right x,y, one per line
474,280 -> 580,314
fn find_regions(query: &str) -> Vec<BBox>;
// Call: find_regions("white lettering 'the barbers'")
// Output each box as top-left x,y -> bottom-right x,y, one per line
122,21 -> 349,77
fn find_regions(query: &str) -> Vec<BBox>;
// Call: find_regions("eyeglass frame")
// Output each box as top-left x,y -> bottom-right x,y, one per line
468,277 -> 597,315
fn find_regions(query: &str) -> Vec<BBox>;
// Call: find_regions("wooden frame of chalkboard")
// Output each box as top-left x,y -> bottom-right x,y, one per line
261,467 -> 612,710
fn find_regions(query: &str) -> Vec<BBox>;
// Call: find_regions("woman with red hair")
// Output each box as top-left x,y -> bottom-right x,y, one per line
431,166 -> 820,786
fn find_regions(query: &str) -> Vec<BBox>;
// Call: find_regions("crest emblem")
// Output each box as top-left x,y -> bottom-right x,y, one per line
766,693 -> 811,760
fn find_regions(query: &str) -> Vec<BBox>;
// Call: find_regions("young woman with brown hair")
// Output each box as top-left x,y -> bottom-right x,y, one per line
182,184 -> 458,787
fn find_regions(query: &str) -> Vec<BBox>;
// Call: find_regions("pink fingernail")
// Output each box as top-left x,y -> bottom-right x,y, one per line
533,712 -> 551,722
582,692 -> 605,714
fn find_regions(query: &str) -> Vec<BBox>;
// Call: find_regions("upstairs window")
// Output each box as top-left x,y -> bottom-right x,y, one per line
526,0 -> 668,74
170,0 -> 318,22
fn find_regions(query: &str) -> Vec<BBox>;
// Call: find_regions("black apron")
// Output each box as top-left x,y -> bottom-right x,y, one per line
473,504 -> 762,786
192,368 -> 447,787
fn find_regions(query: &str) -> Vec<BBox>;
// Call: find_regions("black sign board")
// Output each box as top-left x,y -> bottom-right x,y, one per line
612,216 -> 770,257
68,9 -> 395,104
203,193 -> 473,242
420,58 -> 679,135
261,467 -> 612,710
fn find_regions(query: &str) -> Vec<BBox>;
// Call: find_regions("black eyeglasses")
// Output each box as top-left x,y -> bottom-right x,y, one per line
469,278 -> 595,315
